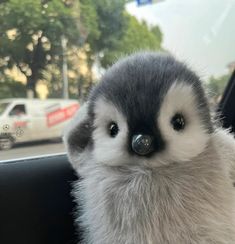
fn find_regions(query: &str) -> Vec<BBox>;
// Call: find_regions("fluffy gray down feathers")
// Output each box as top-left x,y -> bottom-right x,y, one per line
64,52 -> 235,244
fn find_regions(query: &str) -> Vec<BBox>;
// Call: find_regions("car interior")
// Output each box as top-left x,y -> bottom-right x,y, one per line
0,70 -> 235,244
218,70 -> 235,133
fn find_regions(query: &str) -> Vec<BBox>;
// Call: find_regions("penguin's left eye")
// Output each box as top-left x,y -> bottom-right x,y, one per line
108,122 -> 119,137
171,113 -> 186,131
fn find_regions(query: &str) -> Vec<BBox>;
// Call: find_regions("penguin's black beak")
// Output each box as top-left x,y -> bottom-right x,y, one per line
131,134 -> 154,156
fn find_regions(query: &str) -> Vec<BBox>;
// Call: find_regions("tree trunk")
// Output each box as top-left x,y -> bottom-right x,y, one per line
26,36 -> 43,98
26,77 -> 37,98
26,89 -> 34,99
77,75 -> 84,101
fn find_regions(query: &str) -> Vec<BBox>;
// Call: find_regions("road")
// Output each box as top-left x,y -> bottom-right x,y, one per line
0,141 -> 66,161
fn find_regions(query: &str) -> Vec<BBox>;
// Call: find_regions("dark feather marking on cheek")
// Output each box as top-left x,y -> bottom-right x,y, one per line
68,119 -> 93,152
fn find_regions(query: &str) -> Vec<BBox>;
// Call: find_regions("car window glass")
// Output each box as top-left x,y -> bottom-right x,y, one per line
0,0 -> 234,160
9,104 -> 26,117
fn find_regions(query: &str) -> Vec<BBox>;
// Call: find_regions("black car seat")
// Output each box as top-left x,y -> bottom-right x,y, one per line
0,154 -> 81,244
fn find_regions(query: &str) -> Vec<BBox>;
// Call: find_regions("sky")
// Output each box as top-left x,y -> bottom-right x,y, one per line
126,0 -> 235,80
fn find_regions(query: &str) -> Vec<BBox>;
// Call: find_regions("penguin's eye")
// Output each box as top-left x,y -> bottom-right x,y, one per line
171,113 -> 185,131
108,122 -> 119,137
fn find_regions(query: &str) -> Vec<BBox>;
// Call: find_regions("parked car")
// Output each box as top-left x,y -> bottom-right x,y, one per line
0,99 -> 79,150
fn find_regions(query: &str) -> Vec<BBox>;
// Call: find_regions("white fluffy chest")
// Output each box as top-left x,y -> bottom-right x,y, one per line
76,162 -> 235,244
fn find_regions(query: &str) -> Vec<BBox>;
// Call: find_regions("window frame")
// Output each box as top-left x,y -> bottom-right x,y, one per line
8,103 -> 27,117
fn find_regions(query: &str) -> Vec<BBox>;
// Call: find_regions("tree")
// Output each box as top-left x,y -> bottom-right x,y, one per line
79,0 -> 100,46
80,0 -> 163,90
78,0 -> 128,92
43,43 -> 95,100
0,0 -> 81,97
206,73 -> 230,102
0,0 -> 163,101
100,14 -> 163,67
83,0 -> 127,54
0,74 -> 26,99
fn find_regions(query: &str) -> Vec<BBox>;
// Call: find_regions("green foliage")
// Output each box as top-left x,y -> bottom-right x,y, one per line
79,0 -> 100,45
0,0 -> 81,95
207,73 -> 230,99
88,0 -> 127,53
0,0 -> 163,99
100,13 -> 163,67
44,64 -> 82,99
80,0 -> 129,75
151,25 -> 163,45
0,75 -> 26,99
42,64 -> 63,98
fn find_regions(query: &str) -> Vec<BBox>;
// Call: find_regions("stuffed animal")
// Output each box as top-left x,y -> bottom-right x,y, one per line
64,52 -> 235,244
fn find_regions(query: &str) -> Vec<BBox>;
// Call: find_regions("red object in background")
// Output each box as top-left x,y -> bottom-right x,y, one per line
14,121 -> 28,128
46,104 -> 79,127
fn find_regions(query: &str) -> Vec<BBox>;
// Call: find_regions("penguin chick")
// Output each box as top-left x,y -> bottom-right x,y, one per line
64,52 -> 235,244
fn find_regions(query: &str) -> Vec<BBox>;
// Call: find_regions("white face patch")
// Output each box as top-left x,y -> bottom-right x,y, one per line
156,82 -> 210,163
93,98 -> 130,166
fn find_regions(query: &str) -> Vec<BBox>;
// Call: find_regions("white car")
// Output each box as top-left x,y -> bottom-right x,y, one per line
0,98 -> 79,150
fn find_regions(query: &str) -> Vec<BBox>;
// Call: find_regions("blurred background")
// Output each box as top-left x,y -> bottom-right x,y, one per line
0,0 -> 234,160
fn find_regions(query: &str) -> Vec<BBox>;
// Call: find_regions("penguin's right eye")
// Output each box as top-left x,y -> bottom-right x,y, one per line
108,122 -> 119,138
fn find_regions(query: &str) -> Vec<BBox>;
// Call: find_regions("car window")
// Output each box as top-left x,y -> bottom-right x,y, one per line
9,104 -> 26,117
0,0 -> 234,160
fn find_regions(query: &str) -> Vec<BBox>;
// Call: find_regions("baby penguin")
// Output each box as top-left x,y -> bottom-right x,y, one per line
64,52 -> 235,244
